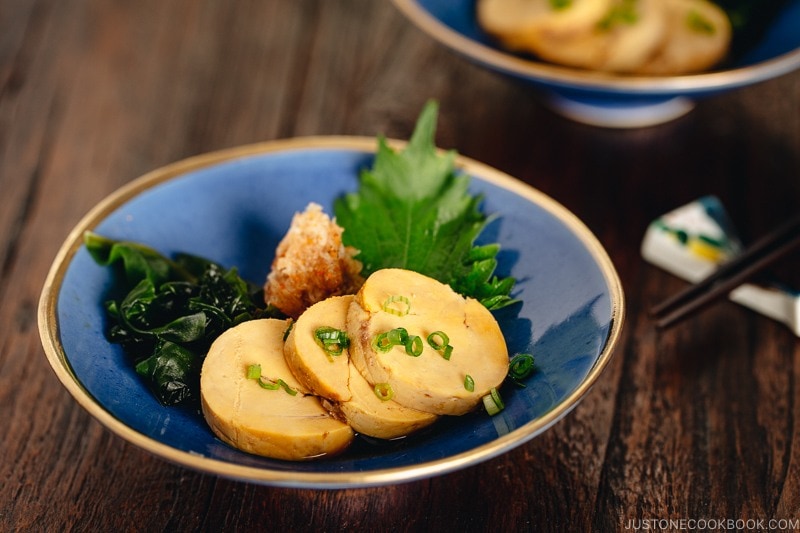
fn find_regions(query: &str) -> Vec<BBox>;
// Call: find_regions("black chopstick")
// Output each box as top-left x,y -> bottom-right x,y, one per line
651,212 -> 800,329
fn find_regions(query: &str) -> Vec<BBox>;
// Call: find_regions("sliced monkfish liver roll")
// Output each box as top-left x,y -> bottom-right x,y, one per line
338,360 -> 438,440
477,0 -> 613,51
200,318 -> 354,461
638,0 -> 732,75
287,294 -> 437,439
348,268 -> 509,416
284,295 -> 353,402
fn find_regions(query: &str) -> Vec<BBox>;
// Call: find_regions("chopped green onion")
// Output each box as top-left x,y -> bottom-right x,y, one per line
427,331 -> 449,351
427,331 -> 452,359
687,9 -> 715,34
249,364 -> 292,393
372,332 -> 393,353
490,387 -> 504,409
388,327 -> 409,346
405,335 -> 423,357
277,378 -> 298,396
246,364 -> 262,380
482,387 -> 504,415
440,344 -> 453,361
382,295 -> 411,316
374,382 -> 394,401
372,328 -> 412,354
509,353 -> 535,382
256,376 -> 297,395
482,394 -> 501,415
314,326 -> 349,358
257,377 -> 280,390
283,320 -> 294,341
464,374 -> 475,392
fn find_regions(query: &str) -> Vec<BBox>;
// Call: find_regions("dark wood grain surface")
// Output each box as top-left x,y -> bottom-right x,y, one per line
3,1 -> 799,531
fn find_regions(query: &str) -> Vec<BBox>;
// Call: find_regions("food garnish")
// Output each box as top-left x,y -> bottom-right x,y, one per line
313,326 -> 350,359
245,364 -> 298,395
84,231 -> 277,406
334,100 -> 517,311
482,387 -> 505,416
373,383 -> 395,402
382,295 -> 412,316
508,352 -> 536,386
427,330 -> 453,360
246,364 -> 262,379
464,374 -> 476,392
264,202 -> 364,319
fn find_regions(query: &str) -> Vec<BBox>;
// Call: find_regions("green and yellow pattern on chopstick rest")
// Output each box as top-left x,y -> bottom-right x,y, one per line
641,196 -> 800,336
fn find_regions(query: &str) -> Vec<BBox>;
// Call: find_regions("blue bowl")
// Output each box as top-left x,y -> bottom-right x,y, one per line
38,138 -> 624,488
392,0 -> 800,127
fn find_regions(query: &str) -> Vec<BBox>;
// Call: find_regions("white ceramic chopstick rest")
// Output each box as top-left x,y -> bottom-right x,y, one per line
641,196 -> 800,336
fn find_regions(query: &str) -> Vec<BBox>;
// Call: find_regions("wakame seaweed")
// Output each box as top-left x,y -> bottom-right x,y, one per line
84,231 -> 280,406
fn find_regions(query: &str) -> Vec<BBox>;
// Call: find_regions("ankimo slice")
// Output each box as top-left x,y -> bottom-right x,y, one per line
348,268 -> 509,416
521,0 -> 669,73
284,295 -> 353,402
287,294 -> 437,439
477,0 -> 613,51
337,361 -> 438,440
637,0 -> 732,75
200,318 -> 354,461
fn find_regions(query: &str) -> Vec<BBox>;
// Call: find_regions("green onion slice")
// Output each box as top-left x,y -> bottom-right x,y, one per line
257,377 -> 280,390
550,0 -> 572,9
246,364 -> 262,380
482,387 -> 504,415
687,10 -> 715,34
427,331 -> 452,359
388,327 -> 409,346
509,353 -> 535,381
464,374 -> 475,392
374,382 -> 394,401
382,295 -> 411,316
490,387 -> 504,409
405,335 -> 423,357
372,332 -> 393,353
256,376 -> 297,395
427,331 -> 449,351
249,364 -> 292,393
277,378 -> 298,396
314,326 -> 349,358
283,320 -> 294,341
440,344 -> 453,361
372,328 -> 412,354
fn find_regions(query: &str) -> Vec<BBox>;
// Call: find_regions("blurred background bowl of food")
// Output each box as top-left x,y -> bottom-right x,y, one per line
392,0 -> 800,128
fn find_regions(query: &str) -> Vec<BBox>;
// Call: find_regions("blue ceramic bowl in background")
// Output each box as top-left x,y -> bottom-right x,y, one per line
392,0 -> 800,127
39,138 -> 624,488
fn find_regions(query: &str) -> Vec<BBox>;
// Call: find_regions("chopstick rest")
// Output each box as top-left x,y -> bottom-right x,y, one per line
641,196 -> 800,335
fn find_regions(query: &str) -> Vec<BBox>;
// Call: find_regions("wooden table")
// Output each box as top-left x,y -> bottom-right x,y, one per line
3,1 -> 799,530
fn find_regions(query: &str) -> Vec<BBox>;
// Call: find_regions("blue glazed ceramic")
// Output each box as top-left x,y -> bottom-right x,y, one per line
39,138 -> 624,488
392,0 -> 800,127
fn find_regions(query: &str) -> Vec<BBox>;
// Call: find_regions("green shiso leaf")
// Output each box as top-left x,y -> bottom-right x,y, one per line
334,101 -> 517,310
